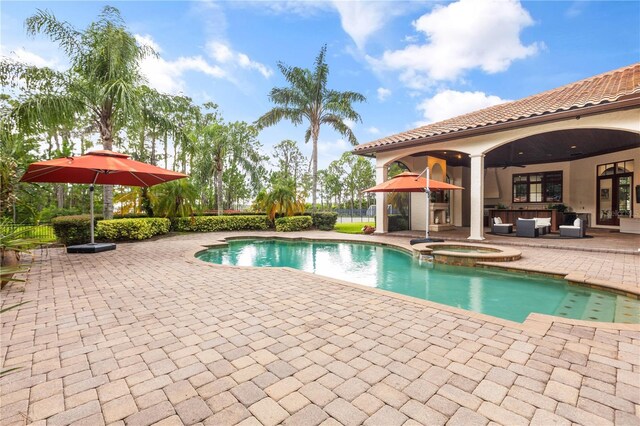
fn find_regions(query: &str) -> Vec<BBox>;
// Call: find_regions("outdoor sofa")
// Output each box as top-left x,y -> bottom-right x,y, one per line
516,218 -> 539,238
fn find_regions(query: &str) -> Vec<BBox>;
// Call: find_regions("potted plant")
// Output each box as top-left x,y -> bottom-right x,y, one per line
1,222 -> 39,288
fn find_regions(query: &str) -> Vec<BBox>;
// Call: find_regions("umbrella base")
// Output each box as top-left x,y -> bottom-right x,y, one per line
67,243 -> 116,253
410,238 -> 445,245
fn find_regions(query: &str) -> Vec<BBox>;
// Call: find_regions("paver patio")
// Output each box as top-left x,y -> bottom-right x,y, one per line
1,231 -> 639,425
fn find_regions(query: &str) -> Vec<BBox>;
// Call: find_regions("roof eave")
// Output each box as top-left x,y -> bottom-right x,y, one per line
353,95 -> 640,156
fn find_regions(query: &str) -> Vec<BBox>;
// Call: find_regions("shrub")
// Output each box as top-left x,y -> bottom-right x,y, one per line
310,212 -> 338,231
52,214 -> 102,246
388,214 -> 409,232
172,215 -> 269,232
275,216 -> 313,232
96,218 -> 170,241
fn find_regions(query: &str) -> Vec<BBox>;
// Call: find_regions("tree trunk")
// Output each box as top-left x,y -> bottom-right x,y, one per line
216,159 -> 223,216
99,108 -> 114,219
56,185 -> 65,209
163,133 -> 168,169
151,135 -> 157,166
311,124 -> 319,212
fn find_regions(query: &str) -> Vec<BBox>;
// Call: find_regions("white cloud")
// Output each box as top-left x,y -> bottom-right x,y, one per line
370,0 -> 540,88
331,1 -> 402,49
135,34 -> 225,94
247,0 -> 410,50
134,34 -> 161,53
367,126 -> 381,135
416,90 -> 509,126
206,41 -> 273,78
343,118 -> 356,130
377,87 -> 391,102
1,45 -> 62,70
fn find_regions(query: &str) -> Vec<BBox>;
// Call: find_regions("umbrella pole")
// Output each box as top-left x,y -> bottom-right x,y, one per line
90,184 -> 95,244
425,167 -> 430,240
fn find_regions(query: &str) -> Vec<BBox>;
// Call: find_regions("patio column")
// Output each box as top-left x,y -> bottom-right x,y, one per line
374,165 -> 388,233
468,154 -> 485,241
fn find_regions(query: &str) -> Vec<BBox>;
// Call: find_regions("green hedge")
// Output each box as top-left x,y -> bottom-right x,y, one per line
275,216 -> 313,232
172,215 -> 269,232
52,214 -> 102,245
310,212 -> 338,231
96,218 -> 170,241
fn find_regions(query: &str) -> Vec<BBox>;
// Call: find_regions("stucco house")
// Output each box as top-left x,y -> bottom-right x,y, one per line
354,63 -> 640,240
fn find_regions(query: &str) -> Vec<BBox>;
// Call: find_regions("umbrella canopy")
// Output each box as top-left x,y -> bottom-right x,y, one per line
20,150 -> 187,186
363,172 -> 464,193
20,150 -> 188,249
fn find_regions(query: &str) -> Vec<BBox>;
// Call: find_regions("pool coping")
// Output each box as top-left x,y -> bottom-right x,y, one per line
185,234 -> 640,335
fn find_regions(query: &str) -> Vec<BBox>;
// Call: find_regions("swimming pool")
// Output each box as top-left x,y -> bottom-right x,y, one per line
196,239 -> 639,324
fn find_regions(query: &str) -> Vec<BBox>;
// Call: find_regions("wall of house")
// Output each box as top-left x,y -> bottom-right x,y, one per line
485,147 -> 639,228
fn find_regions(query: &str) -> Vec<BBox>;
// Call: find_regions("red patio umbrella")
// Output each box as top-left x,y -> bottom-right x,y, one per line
363,171 -> 464,193
21,150 -> 187,251
363,170 -> 464,243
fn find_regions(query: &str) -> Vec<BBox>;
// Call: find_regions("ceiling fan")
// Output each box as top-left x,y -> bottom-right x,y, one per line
501,144 -> 526,169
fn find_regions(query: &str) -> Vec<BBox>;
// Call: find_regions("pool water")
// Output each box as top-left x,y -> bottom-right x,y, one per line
197,240 -> 639,324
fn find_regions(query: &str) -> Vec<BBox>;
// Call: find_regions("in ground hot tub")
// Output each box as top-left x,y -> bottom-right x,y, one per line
412,242 -> 521,266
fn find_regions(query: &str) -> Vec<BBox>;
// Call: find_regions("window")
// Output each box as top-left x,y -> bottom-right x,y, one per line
512,171 -> 563,203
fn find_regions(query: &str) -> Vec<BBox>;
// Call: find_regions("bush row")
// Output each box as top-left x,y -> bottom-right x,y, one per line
309,212 -> 338,231
275,216 -> 313,232
172,215 -> 269,232
52,211 -> 336,245
52,215 -> 103,246
96,218 -> 170,241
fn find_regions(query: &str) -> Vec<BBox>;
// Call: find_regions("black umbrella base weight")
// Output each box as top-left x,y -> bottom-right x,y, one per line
410,238 -> 445,245
67,243 -> 116,253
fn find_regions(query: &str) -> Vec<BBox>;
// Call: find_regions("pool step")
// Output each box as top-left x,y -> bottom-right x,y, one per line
614,295 -> 640,324
554,291 -> 589,319
581,292 -> 616,322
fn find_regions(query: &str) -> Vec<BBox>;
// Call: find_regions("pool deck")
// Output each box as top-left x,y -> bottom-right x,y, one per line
1,231 -> 639,425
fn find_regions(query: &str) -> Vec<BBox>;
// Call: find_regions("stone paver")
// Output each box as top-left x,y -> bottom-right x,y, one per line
1,230 -> 638,425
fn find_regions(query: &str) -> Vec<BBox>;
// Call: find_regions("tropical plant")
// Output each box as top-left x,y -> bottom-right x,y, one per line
152,179 -> 199,218
255,45 -> 365,211
1,220 -> 40,287
256,181 -> 305,221
0,6 -> 154,219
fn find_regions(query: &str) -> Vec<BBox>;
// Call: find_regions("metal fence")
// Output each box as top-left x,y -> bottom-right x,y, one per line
332,208 -> 375,223
0,223 -> 57,242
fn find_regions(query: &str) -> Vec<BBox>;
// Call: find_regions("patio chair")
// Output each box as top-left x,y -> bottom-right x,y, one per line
516,218 -> 539,238
559,218 -> 587,238
492,217 -> 513,234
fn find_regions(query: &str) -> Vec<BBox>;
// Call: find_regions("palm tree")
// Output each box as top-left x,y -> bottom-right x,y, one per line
0,6 -> 152,219
256,181 -> 305,221
193,120 -> 264,215
255,45 -> 365,211
152,179 -> 198,218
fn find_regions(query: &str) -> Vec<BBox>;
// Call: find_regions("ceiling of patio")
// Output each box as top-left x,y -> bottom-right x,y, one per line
409,128 -> 639,168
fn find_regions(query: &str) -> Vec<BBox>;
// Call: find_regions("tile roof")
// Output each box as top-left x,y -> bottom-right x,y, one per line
355,63 -> 640,154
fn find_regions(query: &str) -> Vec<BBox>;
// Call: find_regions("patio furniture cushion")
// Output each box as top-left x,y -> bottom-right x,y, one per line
534,217 -> 552,235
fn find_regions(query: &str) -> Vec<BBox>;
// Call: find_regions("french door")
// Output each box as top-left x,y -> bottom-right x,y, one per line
597,161 -> 633,226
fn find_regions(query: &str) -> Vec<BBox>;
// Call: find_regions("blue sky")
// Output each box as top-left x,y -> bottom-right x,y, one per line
2,0 -> 639,169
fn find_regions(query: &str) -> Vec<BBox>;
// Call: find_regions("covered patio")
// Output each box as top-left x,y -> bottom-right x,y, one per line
354,63 -> 640,241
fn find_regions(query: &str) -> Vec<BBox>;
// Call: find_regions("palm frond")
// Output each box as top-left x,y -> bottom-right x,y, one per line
25,9 -> 82,57
321,114 -> 359,145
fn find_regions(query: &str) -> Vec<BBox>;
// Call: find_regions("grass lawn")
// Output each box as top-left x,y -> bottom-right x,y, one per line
334,222 -> 374,234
